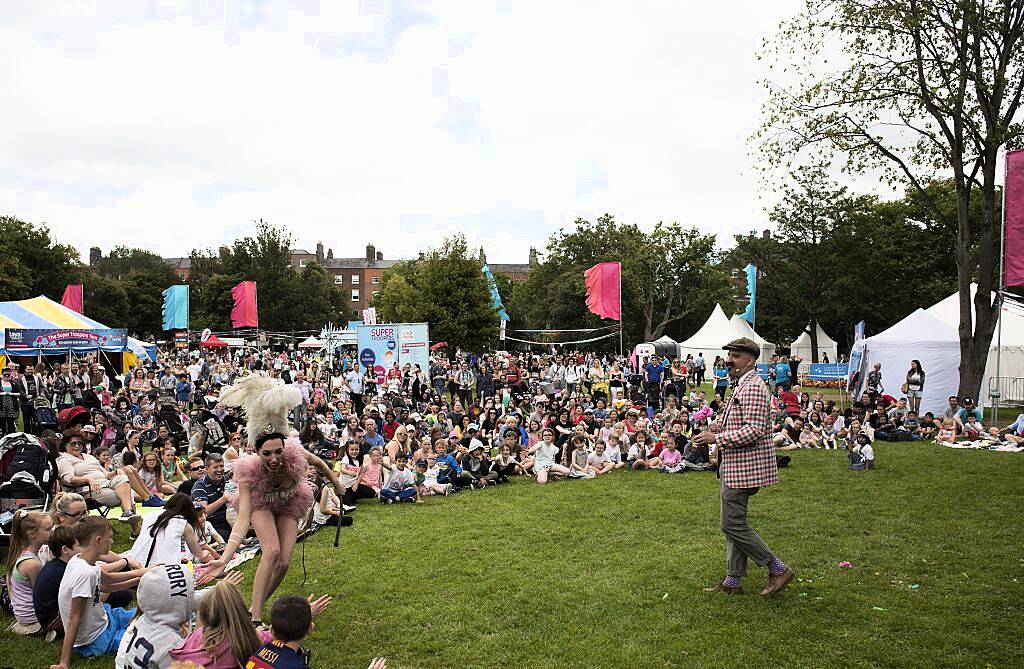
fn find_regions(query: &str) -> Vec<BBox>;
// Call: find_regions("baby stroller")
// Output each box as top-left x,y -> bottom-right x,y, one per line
155,400 -> 188,453
0,432 -> 56,546
195,408 -> 230,458
32,396 -> 58,435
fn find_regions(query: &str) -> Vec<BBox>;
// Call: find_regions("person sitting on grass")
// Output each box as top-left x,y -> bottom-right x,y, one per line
847,431 -> 875,470
246,595 -> 387,669
773,417 -> 803,451
659,437 -> 683,473
529,428 -> 572,484
586,441 -> 615,476
820,416 -> 840,450
799,422 -> 820,448
33,526 -> 77,638
963,413 -> 985,440
6,510 -> 52,635
380,452 -> 420,503
461,439 -> 499,488
999,412 -> 1024,444
52,516 -> 155,669
604,433 -> 626,469
491,442 -> 521,482
567,434 -> 595,478
916,412 -> 937,441
433,438 -> 476,491
936,418 -> 958,446
681,438 -> 712,471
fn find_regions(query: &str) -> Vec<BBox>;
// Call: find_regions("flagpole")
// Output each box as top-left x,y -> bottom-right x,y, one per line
994,152 -> 1008,425
618,262 -> 623,358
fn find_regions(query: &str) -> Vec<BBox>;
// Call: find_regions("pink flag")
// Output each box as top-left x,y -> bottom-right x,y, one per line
584,262 -> 621,321
231,281 -> 258,328
1006,150 -> 1024,286
61,284 -> 83,313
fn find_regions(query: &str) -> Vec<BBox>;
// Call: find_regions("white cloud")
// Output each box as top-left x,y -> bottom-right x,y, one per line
0,0 -> 805,264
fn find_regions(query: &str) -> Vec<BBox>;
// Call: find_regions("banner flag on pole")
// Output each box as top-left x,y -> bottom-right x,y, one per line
161,285 -> 189,330
230,281 -> 258,328
481,264 -> 510,321
60,284 -> 83,313
1006,149 -> 1024,286
740,264 -> 757,326
584,262 -> 621,321
854,320 -> 865,343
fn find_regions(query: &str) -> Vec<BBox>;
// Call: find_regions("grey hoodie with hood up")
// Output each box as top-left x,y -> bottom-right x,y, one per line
115,562 -> 207,669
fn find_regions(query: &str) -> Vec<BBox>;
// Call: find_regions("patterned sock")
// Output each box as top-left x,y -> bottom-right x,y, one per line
768,557 -> 787,576
723,575 -> 742,588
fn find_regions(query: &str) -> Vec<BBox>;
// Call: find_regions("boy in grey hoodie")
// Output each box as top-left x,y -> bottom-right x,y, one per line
114,563 -> 238,669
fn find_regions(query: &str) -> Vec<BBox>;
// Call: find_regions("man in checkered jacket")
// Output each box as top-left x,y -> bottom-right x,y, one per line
694,337 -> 795,596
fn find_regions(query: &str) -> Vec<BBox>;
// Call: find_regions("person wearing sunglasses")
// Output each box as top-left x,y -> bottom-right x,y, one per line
174,456 -> 207,497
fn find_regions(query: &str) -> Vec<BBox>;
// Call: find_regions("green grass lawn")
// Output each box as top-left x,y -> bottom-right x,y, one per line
4,444 -> 1024,668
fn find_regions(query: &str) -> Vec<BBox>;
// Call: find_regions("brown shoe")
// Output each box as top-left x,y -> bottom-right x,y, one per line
703,583 -> 743,595
759,567 -> 795,596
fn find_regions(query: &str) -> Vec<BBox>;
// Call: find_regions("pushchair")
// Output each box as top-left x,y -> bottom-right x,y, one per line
32,396 -> 58,435
0,432 -> 56,546
155,401 -> 188,453
194,408 -> 230,459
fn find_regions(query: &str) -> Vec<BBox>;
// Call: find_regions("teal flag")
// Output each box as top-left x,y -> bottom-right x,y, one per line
481,264 -> 510,321
162,285 -> 189,330
740,264 -> 756,326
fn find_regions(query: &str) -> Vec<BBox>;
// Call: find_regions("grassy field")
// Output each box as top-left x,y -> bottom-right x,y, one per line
4,444 -> 1024,669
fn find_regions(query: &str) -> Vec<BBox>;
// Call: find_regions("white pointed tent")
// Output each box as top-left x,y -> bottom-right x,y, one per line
728,315 -> 777,363
789,322 -> 839,365
926,283 -> 1024,397
852,309 -> 961,414
679,304 -> 743,365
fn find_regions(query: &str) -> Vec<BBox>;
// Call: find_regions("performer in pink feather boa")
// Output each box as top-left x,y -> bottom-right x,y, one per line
204,431 -> 344,626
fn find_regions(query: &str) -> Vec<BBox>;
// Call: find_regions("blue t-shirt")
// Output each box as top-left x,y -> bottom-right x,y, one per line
713,367 -> 728,385
247,640 -> 309,669
774,363 -> 791,384
645,363 -> 664,383
33,557 -> 66,626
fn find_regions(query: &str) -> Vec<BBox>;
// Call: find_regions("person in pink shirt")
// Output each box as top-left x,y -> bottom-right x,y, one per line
659,434 -> 683,473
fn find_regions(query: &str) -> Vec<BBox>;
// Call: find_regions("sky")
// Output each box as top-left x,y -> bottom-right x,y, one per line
0,0 -> 806,264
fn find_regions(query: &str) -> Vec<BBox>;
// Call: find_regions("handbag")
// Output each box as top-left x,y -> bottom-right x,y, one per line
901,382 -> 909,394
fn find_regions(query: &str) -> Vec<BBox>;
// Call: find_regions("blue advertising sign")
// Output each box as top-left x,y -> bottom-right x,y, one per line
5,328 -> 128,352
756,364 -> 771,381
396,323 -> 431,381
808,363 -> 849,381
357,324 -> 398,385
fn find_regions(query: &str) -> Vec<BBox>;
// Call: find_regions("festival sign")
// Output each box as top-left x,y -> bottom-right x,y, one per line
174,332 -> 189,349
397,322 -> 431,381
357,324 -> 398,384
5,328 -> 128,352
808,363 -> 849,381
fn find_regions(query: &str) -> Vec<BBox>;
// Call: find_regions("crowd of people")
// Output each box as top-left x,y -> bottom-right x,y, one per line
2,343 -> 1024,666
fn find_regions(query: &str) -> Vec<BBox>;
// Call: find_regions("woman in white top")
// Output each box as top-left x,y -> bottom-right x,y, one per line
222,430 -> 247,474
128,493 -> 211,567
55,434 -> 139,521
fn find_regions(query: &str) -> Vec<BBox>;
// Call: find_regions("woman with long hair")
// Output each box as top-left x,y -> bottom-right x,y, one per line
905,359 -> 926,414
204,430 -> 345,625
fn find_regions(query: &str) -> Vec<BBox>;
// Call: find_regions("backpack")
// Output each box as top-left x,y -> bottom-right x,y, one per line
0,433 -> 52,488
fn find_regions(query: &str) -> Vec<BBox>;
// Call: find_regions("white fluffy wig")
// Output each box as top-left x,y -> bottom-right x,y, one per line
217,373 -> 302,446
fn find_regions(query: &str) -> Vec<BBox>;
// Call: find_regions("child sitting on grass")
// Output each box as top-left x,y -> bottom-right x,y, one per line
246,595 -> 387,669
847,431 -> 875,470
6,509 -> 52,635
380,452 -> 420,503
54,516 -> 154,669
568,435 -> 595,478
936,418 -> 958,446
586,441 -> 615,476
659,438 -> 683,473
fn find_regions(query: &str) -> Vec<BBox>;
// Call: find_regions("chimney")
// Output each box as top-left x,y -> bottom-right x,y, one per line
218,245 -> 230,260
376,250 -> 383,261
366,244 -> 375,263
479,246 -> 487,264
418,251 -> 425,261
762,229 -> 771,240
327,248 -> 333,259
528,246 -> 538,268
89,247 -> 102,266
316,242 -> 324,262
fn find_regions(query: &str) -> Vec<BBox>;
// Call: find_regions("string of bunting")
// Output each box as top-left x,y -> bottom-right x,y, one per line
503,330 -> 621,346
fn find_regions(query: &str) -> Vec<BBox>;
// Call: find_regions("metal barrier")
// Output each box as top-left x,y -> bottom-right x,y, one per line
987,376 -> 1024,406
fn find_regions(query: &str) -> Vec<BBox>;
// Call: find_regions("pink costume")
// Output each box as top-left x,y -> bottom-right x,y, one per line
230,437 -> 314,520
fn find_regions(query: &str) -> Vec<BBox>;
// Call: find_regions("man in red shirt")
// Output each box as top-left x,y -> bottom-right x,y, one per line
695,337 -> 795,597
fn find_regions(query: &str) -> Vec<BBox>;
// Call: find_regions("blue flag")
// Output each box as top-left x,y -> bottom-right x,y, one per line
740,264 -> 757,326
481,264 -> 510,321
162,285 -> 189,330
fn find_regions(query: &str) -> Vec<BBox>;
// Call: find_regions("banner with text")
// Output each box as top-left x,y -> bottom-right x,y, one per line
5,328 -> 128,353
357,322 -> 431,384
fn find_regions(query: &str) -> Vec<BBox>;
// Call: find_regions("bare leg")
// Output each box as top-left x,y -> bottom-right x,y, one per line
113,482 -> 135,514
549,463 -> 572,477
536,469 -> 549,484
249,509 -> 281,623
264,514 -> 299,605
120,466 -> 153,500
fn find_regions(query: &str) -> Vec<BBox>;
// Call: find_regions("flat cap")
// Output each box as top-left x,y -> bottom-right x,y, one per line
723,337 -> 760,358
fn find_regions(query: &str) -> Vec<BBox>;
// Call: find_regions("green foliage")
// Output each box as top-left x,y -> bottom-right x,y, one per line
0,216 -> 82,302
293,262 -> 347,330
513,215 -> 733,347
90,246 -> 179,337
373,235 -> 498,351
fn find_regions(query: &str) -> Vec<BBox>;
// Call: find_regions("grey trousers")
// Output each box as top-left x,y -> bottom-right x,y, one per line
720,482 -> 775,578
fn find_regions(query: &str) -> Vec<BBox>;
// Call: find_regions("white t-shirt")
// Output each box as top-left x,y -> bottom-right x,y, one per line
587,451 -> 609,468
605,444 -> 623,463
59,555 -> 108,647
129,515 -> 188,567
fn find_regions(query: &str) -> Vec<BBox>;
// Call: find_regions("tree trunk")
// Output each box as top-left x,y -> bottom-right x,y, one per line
809,319 -> 819,363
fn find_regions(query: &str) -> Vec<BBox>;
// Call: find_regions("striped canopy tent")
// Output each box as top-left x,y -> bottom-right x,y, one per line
0,295 -> 155,372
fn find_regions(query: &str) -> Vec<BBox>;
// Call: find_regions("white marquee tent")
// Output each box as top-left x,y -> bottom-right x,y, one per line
925,284 -> 1024,398
789,322 -> 839,366
729,315 -> 778,363
850,309 -> 960,415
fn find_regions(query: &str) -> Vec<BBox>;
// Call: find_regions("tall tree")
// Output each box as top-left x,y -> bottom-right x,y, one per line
293,262 -> 346,330
91,246 -> 179,336
0,216 -> 82,302
373,235 -> 498,352
761,0 -> 1024,399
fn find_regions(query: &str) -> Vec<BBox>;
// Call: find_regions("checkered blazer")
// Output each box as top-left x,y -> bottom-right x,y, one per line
711,368 -> 778,489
